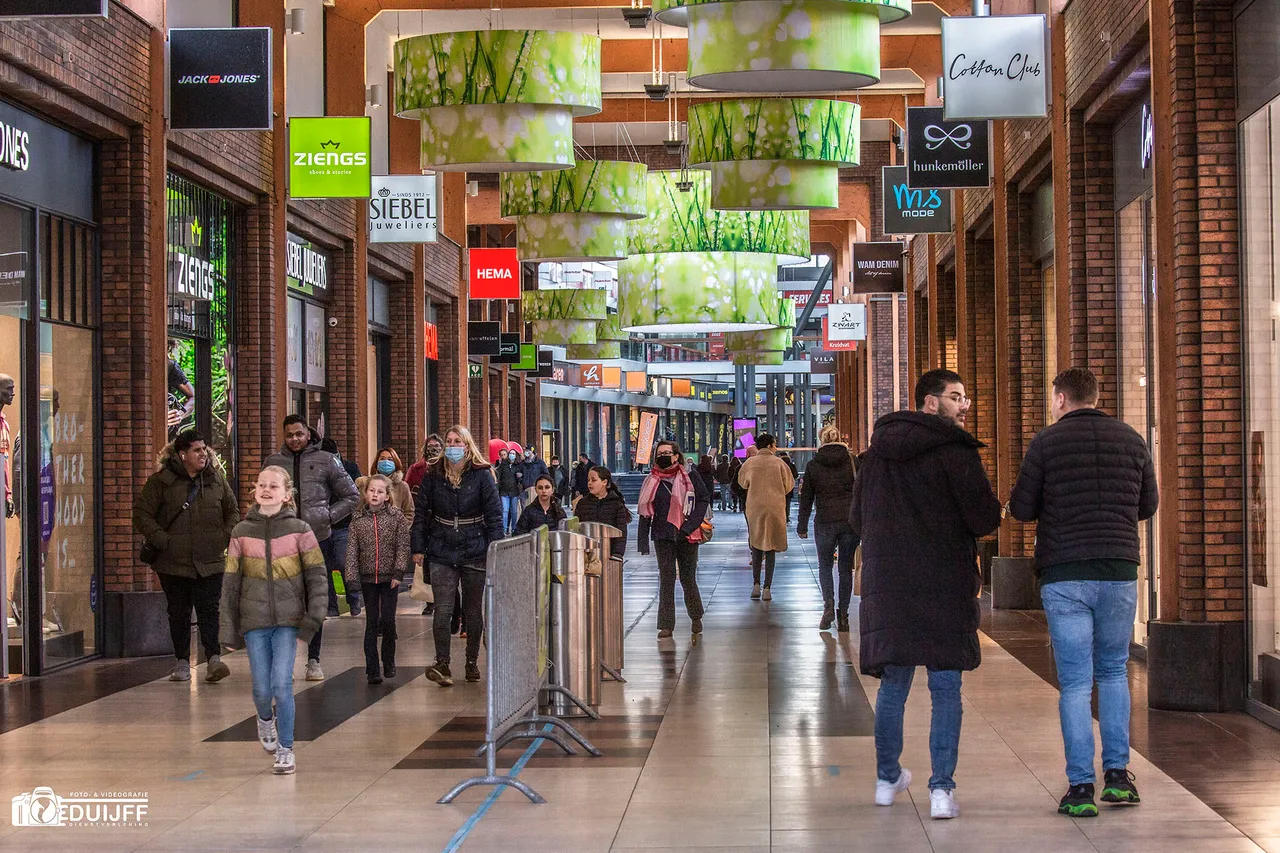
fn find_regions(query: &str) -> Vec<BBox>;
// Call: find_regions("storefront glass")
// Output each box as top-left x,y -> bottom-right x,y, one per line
1241,98 -> 1280,711
0,202 -> 31,672
287,235 -> 331,433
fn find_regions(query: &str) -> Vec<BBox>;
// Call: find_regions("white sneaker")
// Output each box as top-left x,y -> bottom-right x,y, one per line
761,587 -> 772,601
930,788 -> 959,819
256,714 -> 278,753
169,660 -> 191,682
305,659 -> 324,681
751,583 -> 761,599
874,768 -> 912,806
273,746 -> 296,775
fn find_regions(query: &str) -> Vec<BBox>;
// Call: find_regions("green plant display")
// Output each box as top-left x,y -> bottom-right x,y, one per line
627,171 -> 809,261
653,0 -> 912,26
531,319 -> 598,345
725,327 -> 792,352
732,349 -> 785,366
513,213 -> 628,262
522,288 -> 608,322
566,341 -> 621,359
618,251 -> 780,332
501,160 -> 646,217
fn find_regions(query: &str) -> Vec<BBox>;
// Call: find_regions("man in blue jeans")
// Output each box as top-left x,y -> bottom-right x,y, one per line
850,369 -> 1003,820
1010,367 -> 1158,817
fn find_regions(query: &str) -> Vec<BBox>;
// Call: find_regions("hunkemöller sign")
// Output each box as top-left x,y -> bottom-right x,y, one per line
907,107 -> 991,190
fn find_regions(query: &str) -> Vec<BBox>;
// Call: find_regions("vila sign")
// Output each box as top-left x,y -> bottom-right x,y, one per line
941,15 -> 1048,121
469,248 -> 521,300
907,107 -> 991,190
883,166 -> 952,234
852,242 -> 906,295
0,0 -> 106,17
168,28 -> 272,131
809,351 -> 837,374
288,117 -> 372,199
826,303 -> 867,342
369,175 -> 438,243
467,321 -> 501,356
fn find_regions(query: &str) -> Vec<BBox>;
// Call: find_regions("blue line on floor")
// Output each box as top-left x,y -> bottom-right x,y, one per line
441,723 -> 554,853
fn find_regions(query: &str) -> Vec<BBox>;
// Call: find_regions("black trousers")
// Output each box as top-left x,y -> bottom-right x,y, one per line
157,572 -> 223,661
751,548 -> 777,587
360,582 -> 399,675
430,563 -> 485,664
654,539 -> 704,631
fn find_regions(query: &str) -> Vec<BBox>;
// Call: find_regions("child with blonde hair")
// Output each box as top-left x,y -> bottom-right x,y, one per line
220,465 -> 328,775
344,474 -> 412,684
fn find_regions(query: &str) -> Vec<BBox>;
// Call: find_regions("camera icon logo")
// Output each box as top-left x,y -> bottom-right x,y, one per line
12,787 -> 64,827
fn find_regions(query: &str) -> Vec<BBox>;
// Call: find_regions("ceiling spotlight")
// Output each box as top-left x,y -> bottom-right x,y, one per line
644,82 -> 670,102
663,138 -> 683,155
621,5 -> 653,28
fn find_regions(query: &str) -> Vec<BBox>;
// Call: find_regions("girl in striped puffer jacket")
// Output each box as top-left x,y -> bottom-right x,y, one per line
220,465 -> 328,777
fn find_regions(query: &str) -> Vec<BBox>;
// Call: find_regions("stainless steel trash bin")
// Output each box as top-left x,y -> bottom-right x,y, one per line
545,530 -> 594,717
601,556 -> 624,673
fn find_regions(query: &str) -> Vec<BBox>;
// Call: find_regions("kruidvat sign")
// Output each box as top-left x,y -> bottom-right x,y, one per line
0,0 -> 106,17
941,14 -> 1049,121
883,166 -> 952,235
852,242 -> 906,295
369,175 -> 438,243
168,28 -> 272,131
907,107 -> 991,190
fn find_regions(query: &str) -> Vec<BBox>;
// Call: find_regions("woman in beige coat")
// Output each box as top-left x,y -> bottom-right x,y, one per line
737,433 -> 794,600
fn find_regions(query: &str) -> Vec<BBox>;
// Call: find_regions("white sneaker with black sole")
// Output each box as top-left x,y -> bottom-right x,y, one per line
273,746 -> 296,775
169,661 -> 191,682
930,789 -> 959,819
256,714 -> 278,754
874,768 -> 912,806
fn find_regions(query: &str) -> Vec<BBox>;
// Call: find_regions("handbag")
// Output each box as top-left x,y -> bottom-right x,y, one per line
408,560 -> 434,603
687,518 -> 714,544
140,482 -> 199,565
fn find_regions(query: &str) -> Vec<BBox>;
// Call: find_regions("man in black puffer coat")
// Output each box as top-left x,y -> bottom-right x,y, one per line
850,369 -> 1002,820
797,425 -> 858,632
1009,367 -> 1157,817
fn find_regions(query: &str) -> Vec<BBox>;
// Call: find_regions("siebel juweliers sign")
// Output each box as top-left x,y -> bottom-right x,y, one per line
168,28 -> 272,131
369,176 -> 438,243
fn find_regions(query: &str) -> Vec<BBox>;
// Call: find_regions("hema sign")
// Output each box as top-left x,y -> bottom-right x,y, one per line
941,15 -> 1049,121
168,28 -> 272,131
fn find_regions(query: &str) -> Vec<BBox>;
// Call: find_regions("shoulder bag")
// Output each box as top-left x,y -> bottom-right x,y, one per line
140,481 -> 199,565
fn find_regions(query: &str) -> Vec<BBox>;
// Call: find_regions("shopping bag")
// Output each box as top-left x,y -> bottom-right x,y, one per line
332,570 -> 350,615
408,560 -> 434,603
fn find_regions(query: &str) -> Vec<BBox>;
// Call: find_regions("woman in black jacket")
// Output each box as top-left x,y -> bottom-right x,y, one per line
515,475 -> 567,534
411,425 -> 504,688
495,451 -> 522,535
637,441 -> 710,638
797,425 -> 858,632
573,465 -> 632,558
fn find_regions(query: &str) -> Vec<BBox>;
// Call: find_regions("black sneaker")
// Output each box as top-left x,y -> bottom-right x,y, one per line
426,661 -> 453,687
836,610 -> 850,633
367,672 -> 383,685
384,664 -> 397,679
1101,769 -> 1141,805
691,618 -> 703,634
465,662 -> 481,682
1058,783 -> 1098,817
422,603 -> 435,616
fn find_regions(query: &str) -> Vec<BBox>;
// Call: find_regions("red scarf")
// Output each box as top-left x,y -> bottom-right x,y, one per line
639,463 -> 692,529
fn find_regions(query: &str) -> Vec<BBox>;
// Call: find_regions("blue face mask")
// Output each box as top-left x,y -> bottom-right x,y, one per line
376,459 -> 396,475
444,447 -> 466,463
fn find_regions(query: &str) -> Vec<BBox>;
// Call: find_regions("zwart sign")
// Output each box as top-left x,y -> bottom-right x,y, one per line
940,14 -> 1049,121
0,0 -> 105,17
883,166 -> 952,235
467,321 -> 501,356
168,28 -> 272,131
369,175 -> 438,243
907,107 -> 991,190
851,242 -> 905,295
826,303 -> 867,342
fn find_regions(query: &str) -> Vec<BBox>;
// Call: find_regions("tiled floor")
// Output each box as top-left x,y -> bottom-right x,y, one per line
1,513 -> 1277,851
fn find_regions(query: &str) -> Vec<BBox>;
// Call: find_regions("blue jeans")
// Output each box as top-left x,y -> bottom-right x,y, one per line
244,626 -> 300,748
501,495 -> 519,534
875,665 -> 962,791
321,527 -> 357,614
1041,580 -> 1137,785
814,522 -> 857,610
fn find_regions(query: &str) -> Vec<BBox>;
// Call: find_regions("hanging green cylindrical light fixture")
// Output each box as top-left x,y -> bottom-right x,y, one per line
653,0 -> 910,93
566,342 -> 622,360
688,99 -> 860,210
394,30 -> 601,171
501,161 -> 648,262
523,288 -> 608,345
724,296 -> 795,352
732,350 -> 785,366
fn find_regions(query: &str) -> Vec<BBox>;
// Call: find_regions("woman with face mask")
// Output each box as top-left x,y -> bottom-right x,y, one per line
637,440 -> 711,638
405,434 -> 443,495
495,447 -> 523,535
410,426 -> 504,687
356,447 -> 414,522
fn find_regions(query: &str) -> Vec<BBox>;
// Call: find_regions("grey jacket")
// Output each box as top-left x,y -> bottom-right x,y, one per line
264,438 -> 359,543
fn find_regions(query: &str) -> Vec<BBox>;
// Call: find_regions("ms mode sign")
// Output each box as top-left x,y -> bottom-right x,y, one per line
883,166 -> 953,235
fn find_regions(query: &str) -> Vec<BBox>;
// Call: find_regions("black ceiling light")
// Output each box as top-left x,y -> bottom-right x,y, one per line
621,5 -> 653,28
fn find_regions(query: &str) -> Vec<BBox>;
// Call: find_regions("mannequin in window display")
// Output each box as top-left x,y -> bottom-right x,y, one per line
9,388 -> 60,634
1,374 -> 15,629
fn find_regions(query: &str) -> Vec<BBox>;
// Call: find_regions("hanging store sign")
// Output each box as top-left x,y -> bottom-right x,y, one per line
288,116 -> 372,199
581,363 -> 603,387
536,348 -> 554,378
512,343 -> 539,372
940,14 -> 1049,121
809,351 -> 837,374
492,333 -> 522,365
907,107 -> 991,190
601,366 -> 622,389
883,166 -> 953,235
370,175 -> 438,243
168,28 -> 272,131
467,321 -> 501,356
826,303 -> 867,341
0,0 -> 106,17
469,248 -> 521,299
285,234 -> 330,299
636,412 -> 659,465
852,242 -> 906,295
424,322 -> 439,360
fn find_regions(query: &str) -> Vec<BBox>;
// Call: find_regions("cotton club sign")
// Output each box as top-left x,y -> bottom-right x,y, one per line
468,248 -> 520,300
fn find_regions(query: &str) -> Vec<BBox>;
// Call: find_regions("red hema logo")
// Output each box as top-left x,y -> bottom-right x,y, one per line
468,248 -> 520,300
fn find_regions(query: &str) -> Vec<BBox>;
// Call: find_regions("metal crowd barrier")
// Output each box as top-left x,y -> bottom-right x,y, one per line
578,522 -> 626,683
438,527 -> 601,806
